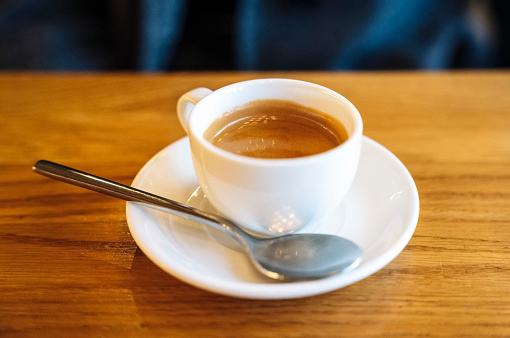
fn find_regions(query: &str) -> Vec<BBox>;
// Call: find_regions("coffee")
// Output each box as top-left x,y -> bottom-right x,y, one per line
204,99 -> 348,159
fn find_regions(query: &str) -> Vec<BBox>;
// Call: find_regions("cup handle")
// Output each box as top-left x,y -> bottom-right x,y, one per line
177,87 -> 213,134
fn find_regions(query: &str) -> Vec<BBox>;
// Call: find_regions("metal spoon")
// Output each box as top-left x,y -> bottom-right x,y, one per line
33,160 -> 362,281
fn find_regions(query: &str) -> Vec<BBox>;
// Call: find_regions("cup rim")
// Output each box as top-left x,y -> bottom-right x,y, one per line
188,78 -> 363,166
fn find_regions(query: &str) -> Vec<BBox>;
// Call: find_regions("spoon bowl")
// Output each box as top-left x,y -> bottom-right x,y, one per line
33,160 -> 362,281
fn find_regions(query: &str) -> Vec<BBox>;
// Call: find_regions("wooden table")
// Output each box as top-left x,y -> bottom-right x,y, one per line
1,72 -> 509,336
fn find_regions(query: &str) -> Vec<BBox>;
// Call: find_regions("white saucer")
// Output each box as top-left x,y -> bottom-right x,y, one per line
126,136 -> 419,299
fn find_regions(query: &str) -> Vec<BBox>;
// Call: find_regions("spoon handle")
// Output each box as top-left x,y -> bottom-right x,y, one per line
32,160 -> 233,234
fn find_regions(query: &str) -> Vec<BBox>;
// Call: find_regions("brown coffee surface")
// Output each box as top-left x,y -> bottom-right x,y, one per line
204,99 -> 348,159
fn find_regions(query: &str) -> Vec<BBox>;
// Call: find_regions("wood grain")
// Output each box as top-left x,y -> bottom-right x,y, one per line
1,72 -> 509,337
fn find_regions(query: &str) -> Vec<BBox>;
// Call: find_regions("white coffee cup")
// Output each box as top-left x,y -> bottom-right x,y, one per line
177,79 -> 362,237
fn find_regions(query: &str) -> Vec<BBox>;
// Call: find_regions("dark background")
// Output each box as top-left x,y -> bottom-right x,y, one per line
1,0 -> 508,71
